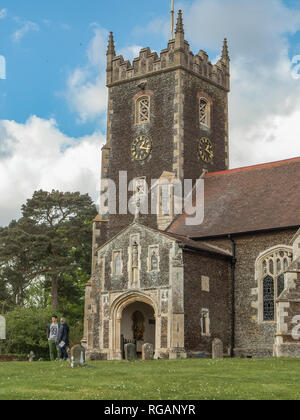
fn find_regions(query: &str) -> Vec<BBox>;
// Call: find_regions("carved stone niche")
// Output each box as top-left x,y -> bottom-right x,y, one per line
172,251 -> 183,267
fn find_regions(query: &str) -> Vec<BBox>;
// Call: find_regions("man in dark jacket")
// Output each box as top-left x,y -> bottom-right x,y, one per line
57,318 -> 70,361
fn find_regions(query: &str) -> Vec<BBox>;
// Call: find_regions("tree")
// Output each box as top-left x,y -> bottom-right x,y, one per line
21,190 -> 97,312
0,218 -> 47,307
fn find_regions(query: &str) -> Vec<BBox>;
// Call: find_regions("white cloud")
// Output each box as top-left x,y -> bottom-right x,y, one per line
0,8 -> 7,19
0,116 -> 104,225
65,24 -> 143,123
140,0 -> 300,167
12,20 -> 39,43
119,45 -> 144,62
65,25 -> 108,123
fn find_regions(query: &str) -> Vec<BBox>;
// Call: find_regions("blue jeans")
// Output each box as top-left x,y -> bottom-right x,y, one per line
59,345 -> 69,360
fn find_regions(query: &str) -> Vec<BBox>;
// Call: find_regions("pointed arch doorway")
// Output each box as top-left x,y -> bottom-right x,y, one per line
121,302 -> 155,357
110,292 -> 158,360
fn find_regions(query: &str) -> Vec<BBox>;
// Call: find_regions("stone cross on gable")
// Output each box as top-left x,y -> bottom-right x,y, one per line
134,178 -> 147,221
134,196 -> 141,221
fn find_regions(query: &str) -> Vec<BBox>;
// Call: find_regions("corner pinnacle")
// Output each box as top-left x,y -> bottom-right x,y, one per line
175,10 -> 184,35
107,32 -> 116,56
222,38 -> 230,62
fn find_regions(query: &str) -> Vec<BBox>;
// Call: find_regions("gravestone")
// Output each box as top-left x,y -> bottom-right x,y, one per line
0,316 -> 5,340
142,343 -> 154,360
70,345 -> 86,368
212,338 -> 223,359
124,343 -> 137,361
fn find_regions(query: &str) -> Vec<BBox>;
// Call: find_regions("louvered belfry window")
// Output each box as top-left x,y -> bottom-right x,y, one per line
136,96 -> 150,124
199,98 -> 210,127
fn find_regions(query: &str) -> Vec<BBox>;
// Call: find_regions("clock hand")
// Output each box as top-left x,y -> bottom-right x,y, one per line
140,144 -> 150,151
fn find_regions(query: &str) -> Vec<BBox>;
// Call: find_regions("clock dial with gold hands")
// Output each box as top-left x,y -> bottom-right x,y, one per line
131,135 -> 152,161
198,137 -> 214,163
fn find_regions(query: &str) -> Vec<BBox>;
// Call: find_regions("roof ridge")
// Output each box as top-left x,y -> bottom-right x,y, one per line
206,156 -> 300,178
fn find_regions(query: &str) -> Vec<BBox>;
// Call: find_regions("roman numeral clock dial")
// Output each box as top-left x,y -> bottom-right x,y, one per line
198,137 -> 214,163
131,135 -> 152,161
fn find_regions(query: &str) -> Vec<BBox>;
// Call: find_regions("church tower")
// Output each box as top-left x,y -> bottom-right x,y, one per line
94,10 -> 230,258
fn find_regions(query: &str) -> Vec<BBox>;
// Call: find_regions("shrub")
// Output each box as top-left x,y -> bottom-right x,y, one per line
2,307 -> 60,359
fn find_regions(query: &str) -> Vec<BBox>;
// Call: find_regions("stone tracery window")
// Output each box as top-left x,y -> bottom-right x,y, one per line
199,98 -> 210,128
258,248 -> 292,322
136,96 -> 150,124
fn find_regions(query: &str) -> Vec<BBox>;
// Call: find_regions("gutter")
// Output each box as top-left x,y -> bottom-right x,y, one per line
179,243 -> 232,260
228,234 -> 236,358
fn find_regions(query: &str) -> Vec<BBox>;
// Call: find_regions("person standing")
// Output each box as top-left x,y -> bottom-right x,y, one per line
47,315 -> 59,361
57,317 -> 70,362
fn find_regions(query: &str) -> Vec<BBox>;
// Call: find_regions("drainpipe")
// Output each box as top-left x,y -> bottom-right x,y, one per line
228,235 -> 236,358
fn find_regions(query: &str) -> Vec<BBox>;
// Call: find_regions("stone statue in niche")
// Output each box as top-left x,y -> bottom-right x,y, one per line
132,242 -> 139,267
172,251 -> 183,267
132,311 -> 145,341
150,250 -> 159,271
114,252 -> 122,275
131,242 -> 139,287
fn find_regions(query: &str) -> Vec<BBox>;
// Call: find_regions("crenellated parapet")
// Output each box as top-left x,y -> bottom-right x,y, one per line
106,11 -> 230,91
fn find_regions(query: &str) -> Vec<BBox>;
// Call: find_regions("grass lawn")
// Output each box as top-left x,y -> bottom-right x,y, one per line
0,358 -> 299,400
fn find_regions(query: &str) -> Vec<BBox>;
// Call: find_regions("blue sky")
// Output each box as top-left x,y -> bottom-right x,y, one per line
0,0 -> 179,137
0,0 -> 300,225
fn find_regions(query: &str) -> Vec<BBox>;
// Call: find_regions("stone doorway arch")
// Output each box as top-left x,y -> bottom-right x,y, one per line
109,292 -> 159,360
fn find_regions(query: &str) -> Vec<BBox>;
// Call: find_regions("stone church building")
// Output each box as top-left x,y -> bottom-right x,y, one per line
82,11 -> 300,360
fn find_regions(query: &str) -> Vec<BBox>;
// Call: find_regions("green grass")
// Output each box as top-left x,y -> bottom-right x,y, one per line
0,358 -> 299,400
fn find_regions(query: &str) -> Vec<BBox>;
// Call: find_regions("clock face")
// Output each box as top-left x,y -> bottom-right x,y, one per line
198,137 -> 214,163
131,135 -> 152,161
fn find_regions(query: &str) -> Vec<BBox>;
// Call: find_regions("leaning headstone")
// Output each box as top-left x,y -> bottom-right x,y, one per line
0,316 -> 5,340
142,343 -> 154,360
124,343 -> 137,361
28,351 -> 35,362
70,345 -> 86,368
212,338 -> 223,359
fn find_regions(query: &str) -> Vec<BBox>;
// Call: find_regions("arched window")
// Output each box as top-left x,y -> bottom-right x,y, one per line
199,98 -> 210,128
257,247 -> 292,322
113,251 -> 122,276
136,96 -> 150,124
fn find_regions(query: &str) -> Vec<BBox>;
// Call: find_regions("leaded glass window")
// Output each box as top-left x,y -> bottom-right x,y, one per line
136,96 -> 150,124
260,248 -> 292,322
263,276 -> 274,321
263,260 -> 267,274
277,259 -> 281,273
277,274 -> 285,297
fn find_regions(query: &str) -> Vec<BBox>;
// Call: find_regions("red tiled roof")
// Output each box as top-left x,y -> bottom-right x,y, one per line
168,157 -> 300,238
